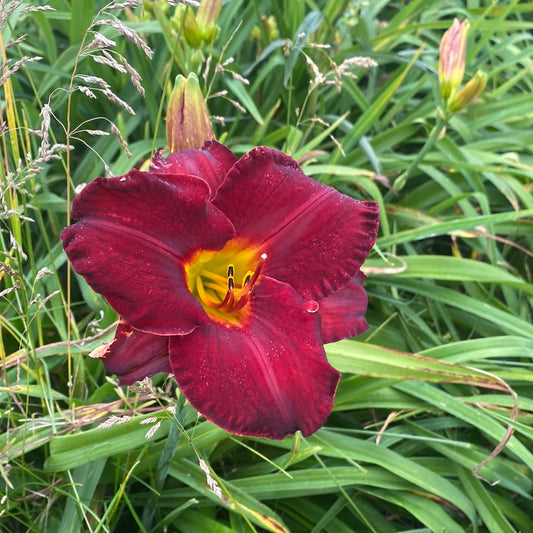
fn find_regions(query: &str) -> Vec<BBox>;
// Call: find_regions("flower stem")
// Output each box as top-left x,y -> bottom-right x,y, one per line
394,114 -> 448,191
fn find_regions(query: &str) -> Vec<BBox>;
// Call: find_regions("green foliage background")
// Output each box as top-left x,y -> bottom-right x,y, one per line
0,0 -> 532,531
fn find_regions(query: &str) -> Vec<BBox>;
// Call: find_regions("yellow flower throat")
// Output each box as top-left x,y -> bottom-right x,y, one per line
185,240 -> 266,326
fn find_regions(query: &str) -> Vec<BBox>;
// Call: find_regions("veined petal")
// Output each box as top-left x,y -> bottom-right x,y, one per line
213,147 -> 379,300
169,277 -> 340,439
150,140 -> 237,197
62,171 -> 235,334
93,322 -> 171,385
318,271 -> 369,344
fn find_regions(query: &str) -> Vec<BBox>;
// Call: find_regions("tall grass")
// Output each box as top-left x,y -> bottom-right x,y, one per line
1,0 -> 532,531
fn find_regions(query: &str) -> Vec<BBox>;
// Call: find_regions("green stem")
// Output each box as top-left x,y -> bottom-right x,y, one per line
141,402 -> 185,530
394,114 -> 448,191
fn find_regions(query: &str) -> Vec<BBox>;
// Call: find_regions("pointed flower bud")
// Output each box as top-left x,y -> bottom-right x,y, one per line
197,0 -> 222,40
252,15 -> 280,46
181,6 -> 202,48
447,70 -> 487,112
439,19 -> 469,102
181,0 -> 222,48
166,73 -> 214,153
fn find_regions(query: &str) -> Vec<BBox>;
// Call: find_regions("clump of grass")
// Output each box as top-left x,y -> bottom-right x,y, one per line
1,1 -> 532,532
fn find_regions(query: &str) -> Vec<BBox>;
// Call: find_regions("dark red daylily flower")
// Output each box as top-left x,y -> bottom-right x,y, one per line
62,141 -> 379,439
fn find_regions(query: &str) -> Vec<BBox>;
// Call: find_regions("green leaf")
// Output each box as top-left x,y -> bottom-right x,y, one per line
456,466 -> 517,533
377,209 -> 533,249
396,381 -> 533,472
69,0 -> 95,44
422,336 -> 533,364
173,510 -> 238,533
366,255 -> 532,292
59,460 -> 107,533
224,78 -> 264,125
45,411 -> 172,472
231,466 -> 412,499
365,489 -> 465,533
372,278 -> 533,337
168,459 -> 289,533
327,340 -> 511,391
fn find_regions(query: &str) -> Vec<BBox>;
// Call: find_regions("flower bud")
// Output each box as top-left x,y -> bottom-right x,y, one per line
439,19 -> 469,101
197,0 -> 222,41
447,70 -> 487,112
252,15 -> 280,46
182,6 -> 202,48
166,73 -> 214,153
181,0 -> 222,48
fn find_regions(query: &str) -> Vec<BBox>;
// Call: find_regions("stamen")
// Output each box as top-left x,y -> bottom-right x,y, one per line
196,275 -> 213,307
206,263 -> 237,310
230,253 -> 268,313
220,289 -> 235,309
238,253 -> 266,299
201,270 -> 228,285
203,280 -> 227,293
242,271 -> 253,287
195,268 -> 234,309
192,253 -> 268,316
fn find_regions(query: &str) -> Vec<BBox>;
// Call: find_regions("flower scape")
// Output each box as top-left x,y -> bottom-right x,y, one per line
62,140 -> 379,439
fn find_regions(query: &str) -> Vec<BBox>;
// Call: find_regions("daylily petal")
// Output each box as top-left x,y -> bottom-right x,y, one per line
93,322 -> 171,385
149,140 -> 237,197
169,277 -> 340,439
62,170 -> 235,335
318,271 -> 369,343
213,147 -> 379,300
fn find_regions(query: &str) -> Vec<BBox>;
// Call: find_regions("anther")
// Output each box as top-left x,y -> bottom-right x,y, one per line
195,253 -> 268,314
242,271 -> 253,287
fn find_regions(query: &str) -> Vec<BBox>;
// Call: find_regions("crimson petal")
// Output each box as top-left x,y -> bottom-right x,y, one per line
62,171 -> 235,335
213,147 -> 379,300
169,277 -> 340,439
149,140 -> 237,197
93,322 -> 171,385
318,271 -> 369,343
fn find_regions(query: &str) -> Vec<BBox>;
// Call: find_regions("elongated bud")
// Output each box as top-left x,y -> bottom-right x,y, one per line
182,7 -> 201,48
182,0 -> 222,48
197,0 -> 222,37
251,15 -> 280,47
448,70 -> 487,112
166,73 -> 214,152
439,19 -> 469,101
